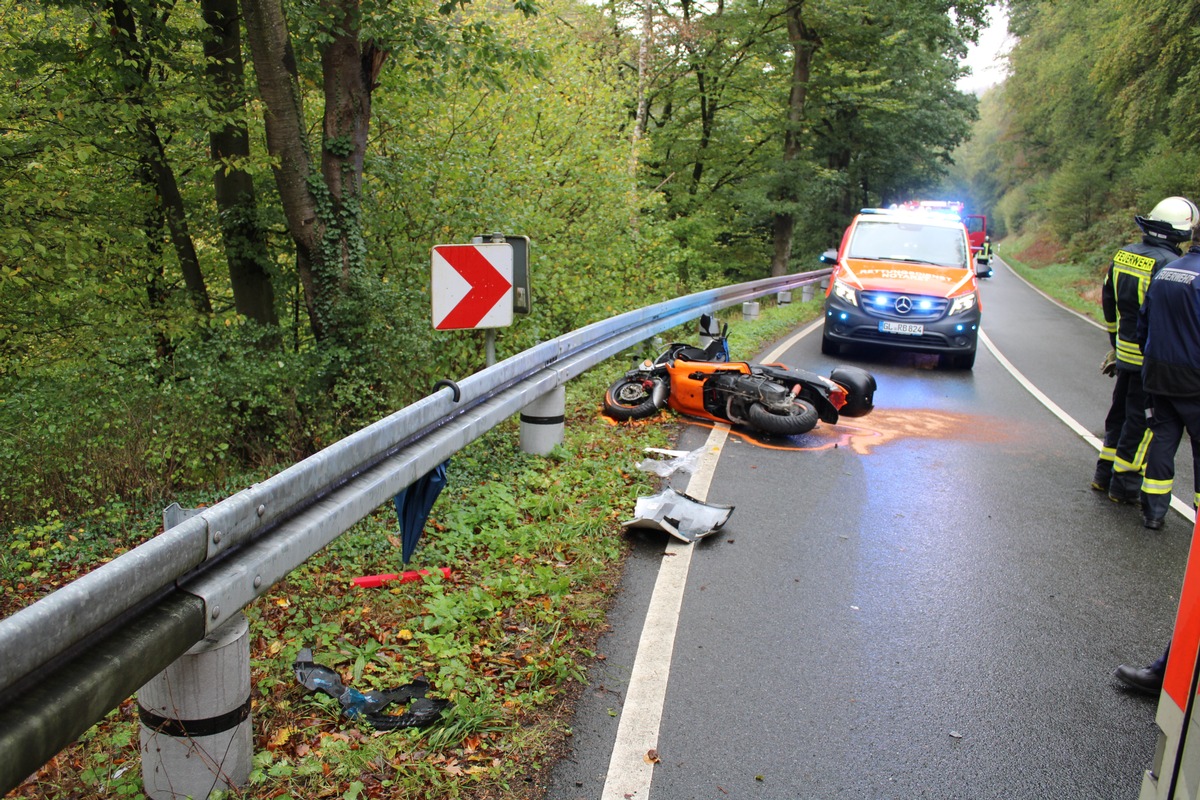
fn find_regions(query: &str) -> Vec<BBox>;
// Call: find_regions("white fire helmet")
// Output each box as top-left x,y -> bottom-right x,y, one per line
1137,196 -> 1200,244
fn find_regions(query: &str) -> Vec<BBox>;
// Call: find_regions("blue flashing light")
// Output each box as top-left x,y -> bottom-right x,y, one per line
873,295 -> 889,307
918,299 -> 934,311
955,324 -> 964,332
839,312 -> 849,321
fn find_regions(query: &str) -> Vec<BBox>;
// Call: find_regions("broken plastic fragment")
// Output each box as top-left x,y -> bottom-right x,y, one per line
293,647 -> 447,730
636,447 -> 705,477
621,487 -> 734,543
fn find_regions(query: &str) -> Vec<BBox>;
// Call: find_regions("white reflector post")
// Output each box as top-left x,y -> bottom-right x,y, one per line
139,613 -> 251,799
520,386 -> 566,456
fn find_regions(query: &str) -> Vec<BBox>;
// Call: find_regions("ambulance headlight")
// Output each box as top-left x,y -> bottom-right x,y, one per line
833,279 -> 858,307
949,292 -> 977,316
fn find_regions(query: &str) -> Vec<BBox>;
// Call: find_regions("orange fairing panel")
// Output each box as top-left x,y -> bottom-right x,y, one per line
840,258 -> 975,298
664,360 -> 749,419
1164,515 -> 1200,709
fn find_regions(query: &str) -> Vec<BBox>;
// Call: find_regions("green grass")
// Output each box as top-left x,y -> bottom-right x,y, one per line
4,296 -> 822,800
995,232 -> 1107,324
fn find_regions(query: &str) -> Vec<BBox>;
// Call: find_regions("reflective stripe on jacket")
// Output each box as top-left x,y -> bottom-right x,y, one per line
1102,239 -> 1180,370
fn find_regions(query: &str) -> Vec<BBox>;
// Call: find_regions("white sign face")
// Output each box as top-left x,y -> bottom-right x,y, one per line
431,243 -> 514,330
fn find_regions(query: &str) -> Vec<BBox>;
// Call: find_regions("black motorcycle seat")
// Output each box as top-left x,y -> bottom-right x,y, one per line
674,346 -> 713,361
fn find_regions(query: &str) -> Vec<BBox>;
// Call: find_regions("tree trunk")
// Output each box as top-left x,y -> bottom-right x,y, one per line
770,2 -> 817,277
319,0 -> 384,291
108,0 -> 212,315
203,0 -> 278,327
630,0 -> 652,233
241,0 -> 325,338
242,0 -> 385,343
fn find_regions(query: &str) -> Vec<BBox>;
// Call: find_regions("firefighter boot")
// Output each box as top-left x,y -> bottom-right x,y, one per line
1142,492 -> 1169,530
1108,470 -> 1143,506
1091,459 -> 1112,493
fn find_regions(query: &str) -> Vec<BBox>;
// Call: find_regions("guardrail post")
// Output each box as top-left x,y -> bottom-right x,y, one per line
138,612 -> 251,799
802,284 -> 814,302
777,290 -> 792,305
741,301 -> 760,321
520,386 -> 566,455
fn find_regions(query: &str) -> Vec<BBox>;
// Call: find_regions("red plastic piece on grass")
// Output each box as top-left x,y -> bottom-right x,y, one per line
351,567 -> 452,588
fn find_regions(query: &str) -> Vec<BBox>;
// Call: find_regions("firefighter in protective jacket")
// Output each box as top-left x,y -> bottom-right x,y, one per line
1093,197 -> 1198,503
1136,230 -> 1200,529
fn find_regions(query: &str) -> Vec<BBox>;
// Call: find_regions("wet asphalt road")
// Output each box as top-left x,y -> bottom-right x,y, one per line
546,257 -> 1199,800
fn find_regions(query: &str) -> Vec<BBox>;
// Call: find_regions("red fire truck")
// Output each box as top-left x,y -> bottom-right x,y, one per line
901,201 -> 992,275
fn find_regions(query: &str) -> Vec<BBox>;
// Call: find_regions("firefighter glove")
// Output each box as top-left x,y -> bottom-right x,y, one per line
1100,349 -> 1117,377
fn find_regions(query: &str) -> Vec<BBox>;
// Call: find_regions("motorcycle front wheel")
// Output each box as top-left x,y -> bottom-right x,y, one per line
603,376 -> 664,421
746,398 -> 819,436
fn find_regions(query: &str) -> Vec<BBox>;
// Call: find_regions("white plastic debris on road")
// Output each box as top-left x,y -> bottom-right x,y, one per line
621,487 -> 734,543
636,447 -> 704,477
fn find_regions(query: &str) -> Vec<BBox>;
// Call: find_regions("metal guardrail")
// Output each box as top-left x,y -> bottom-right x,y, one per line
0,269 -> 829,792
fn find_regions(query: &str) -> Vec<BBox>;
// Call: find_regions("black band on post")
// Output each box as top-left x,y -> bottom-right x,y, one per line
138,697 -> 251,738
519,413 -> 565,426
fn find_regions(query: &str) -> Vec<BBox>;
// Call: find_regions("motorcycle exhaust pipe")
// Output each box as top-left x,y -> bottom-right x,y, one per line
725,397 -> 747,425
651,380 -> 670,409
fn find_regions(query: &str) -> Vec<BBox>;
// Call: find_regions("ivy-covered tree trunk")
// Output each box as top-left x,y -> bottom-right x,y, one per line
769,1 -> 817,277
242,0 -> 385,344
202,0 -> 278,327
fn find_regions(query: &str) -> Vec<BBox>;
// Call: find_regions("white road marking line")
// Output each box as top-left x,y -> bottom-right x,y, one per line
600,424 -> 729,800
980,329 -> 1195,524
995,256 -> 1106,329
979,329 -> 1101,446
763,318 -> 824,363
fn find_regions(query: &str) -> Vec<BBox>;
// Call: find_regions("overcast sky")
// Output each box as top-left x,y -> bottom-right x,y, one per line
957,7 -> 1014,95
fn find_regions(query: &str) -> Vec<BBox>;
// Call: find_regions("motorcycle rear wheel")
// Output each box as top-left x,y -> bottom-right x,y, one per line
746,398 -> 819,435
603,376 -> 663,421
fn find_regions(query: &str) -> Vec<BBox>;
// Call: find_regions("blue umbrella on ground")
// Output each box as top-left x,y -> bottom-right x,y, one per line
393,460 -> 449,564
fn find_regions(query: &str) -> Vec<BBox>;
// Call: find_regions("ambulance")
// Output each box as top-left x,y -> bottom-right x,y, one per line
820,206 -> 981,369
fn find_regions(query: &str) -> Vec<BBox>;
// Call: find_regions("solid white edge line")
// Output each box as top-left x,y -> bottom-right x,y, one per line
600,424 -> 729,800
764,318 -> 824,364
979,329 -> 1101,446
994,255 -> 1105,329
980,330 -> 1195,525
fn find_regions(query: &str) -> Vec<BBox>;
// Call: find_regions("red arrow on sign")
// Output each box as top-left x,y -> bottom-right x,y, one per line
431,244 -> 513,330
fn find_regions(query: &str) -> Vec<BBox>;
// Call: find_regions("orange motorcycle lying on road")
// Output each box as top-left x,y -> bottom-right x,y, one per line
603,316 -> 876,437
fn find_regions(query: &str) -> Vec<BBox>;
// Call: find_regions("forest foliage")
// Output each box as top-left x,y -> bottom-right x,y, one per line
0,0 -> 990,524
943,0 -> 1200,278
